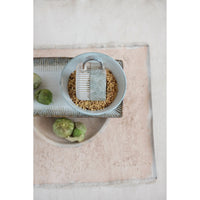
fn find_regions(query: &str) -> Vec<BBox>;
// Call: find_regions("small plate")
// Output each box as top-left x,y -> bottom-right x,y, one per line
34,116 -> 109,147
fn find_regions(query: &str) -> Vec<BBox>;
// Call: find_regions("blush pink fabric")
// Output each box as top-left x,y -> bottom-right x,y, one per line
34,46 -> 155,184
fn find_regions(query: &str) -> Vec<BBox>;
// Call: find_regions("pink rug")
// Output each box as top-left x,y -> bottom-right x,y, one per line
34,46 -> 156,185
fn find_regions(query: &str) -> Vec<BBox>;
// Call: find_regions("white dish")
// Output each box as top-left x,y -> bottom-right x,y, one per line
60,52 -> 127,116
34,116 -> 109,147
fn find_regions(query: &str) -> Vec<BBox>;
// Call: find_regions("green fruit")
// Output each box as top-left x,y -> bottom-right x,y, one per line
34,73 -> 41,89
53,118 -> 74,138
35,89 -> 52,105
73,122 -> 86,137
66,122 -> 86,143
65,135 -> 85,143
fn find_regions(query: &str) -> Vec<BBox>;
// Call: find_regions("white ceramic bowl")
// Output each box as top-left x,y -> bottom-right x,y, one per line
60,52 -> 127,116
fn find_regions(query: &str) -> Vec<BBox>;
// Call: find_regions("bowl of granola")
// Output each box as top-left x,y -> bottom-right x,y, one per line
60,52 -> 126,116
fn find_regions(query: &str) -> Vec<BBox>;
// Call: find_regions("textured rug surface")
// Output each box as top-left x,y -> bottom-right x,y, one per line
34,46 -> 156,185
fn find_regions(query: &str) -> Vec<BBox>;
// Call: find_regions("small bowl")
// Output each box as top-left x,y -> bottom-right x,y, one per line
60,52 -> 127,116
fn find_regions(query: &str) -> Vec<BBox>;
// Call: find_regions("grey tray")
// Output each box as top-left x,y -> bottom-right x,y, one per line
34,57 -> 123,118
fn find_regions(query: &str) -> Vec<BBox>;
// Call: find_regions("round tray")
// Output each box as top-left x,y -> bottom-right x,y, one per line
34,116 -> 109,147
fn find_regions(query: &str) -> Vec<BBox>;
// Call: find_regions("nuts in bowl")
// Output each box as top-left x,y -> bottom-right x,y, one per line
68,69 -> 118,111
60,52 -> 127,116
